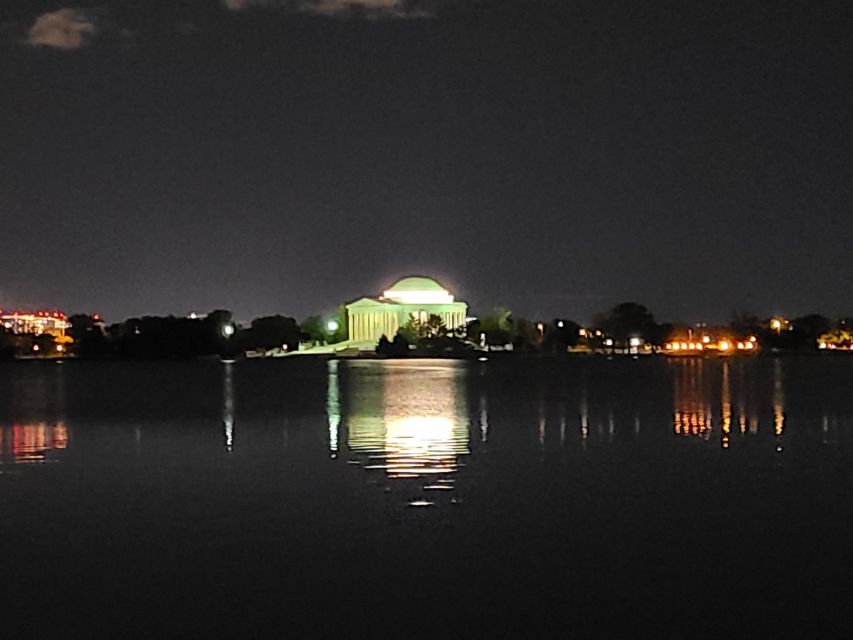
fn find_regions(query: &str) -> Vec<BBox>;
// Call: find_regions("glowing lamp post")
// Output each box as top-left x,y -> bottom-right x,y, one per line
219,322 -> 238,362
326,320 -> 339,333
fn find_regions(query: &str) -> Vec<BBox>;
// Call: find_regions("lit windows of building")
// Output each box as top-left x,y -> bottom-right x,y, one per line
0,311 -> 70,337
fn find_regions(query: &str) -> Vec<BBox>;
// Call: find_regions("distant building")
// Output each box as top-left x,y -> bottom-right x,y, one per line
345,276 -> 468,344
0,311 -> 70,338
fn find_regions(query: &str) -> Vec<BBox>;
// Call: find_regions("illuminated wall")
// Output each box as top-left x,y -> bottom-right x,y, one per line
345,276 -> 468,344
0,311 -> 70,337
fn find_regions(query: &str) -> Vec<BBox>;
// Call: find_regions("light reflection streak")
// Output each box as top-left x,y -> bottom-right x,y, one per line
773,359 -> 785,440
578,375 -> 589,448
673,360 -> 712,439
668,359 -> 790,451
346,362 -> 469,480
223,362 -> 234,452
0,423 -> 68,464
327,360 -> 340,456
479,392 -> 489,443
721,362 -> 731,449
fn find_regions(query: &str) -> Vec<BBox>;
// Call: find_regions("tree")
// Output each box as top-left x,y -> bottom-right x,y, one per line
594,302 -> 657,344
471,307 -> 516,347
513,317 -> 543,352
729,310 -> 762,338
68,313 -> 111,358
247,315 -> 301,351
376,333 -> 410,356
792,314 -> 831,348
543,319 -> 581,353
328,304 -> 349,343
110,310 -> 235,359
397,314 -> 446,342
300,307 -> 349,345
0,326 -> 15,360
645,322 -> 675,349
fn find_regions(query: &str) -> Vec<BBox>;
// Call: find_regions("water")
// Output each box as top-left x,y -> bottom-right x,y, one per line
2,356 -> 853,637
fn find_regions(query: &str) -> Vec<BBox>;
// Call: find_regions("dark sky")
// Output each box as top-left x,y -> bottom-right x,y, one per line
1,1 -> 851,324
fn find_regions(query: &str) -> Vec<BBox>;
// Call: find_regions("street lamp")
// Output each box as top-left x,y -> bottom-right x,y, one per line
221,323 -> 236,338
326,320 -> 339,333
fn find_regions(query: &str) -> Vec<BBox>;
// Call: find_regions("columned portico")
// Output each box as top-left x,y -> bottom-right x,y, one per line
345,276 -> 468,345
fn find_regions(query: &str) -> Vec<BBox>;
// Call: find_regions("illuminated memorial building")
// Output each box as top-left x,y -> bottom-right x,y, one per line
345,276 -> 468,344
0,311 -> 70,337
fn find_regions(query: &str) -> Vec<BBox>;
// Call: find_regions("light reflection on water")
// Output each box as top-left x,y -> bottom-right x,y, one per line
671,358 -> 786,449
327,360 -> 340,457
0,422 -> 68,464
342,361 -> 470,482
223,361 -> 234,452
5,357 -> 853,478
672,359 -> 713,439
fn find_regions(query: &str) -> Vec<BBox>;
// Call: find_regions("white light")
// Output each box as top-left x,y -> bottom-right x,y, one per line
326,320 -> 339,333
604,338 -> 614,347
629,337 -> 642,347
383,289 -> 454,304
222,324 -> 235,338
557,321 -> 564,328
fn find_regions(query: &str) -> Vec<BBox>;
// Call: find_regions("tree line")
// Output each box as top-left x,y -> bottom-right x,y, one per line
0,311 -> 334,360
3,301 -> 850,361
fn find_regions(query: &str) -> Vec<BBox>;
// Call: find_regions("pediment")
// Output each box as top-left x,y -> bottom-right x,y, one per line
346,297 -> 398,310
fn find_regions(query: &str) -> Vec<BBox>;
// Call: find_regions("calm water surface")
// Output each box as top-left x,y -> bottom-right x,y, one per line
2,356 -> 853,637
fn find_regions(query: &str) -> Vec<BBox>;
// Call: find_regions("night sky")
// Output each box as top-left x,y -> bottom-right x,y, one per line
1,1 -> 851,324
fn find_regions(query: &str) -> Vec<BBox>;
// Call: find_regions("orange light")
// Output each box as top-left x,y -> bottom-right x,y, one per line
719,340 -> 731,351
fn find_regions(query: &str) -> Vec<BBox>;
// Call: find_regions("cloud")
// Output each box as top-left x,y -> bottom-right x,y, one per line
27,8 -> 97,50
222,0 -> 430,18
